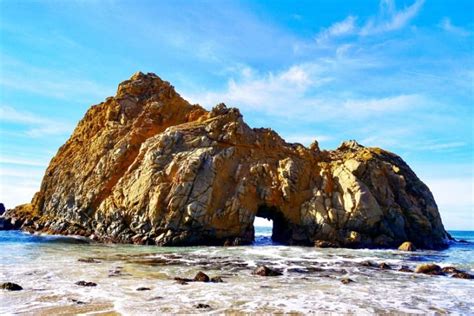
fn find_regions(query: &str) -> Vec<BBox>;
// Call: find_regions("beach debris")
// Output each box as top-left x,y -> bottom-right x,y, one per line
253,265 -> 283,276
415,264 -> 443,275
75,281 -> 97,287
398,241 -> 416,251
1,282 -> 23,291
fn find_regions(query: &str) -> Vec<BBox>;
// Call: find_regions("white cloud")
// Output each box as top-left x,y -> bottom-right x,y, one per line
360,0 -> 424,35
186,63 -> 425,122
313,0 -> 424,44
439,18 -> 471,36
0,106 -> 73,137
316,16 -> 357,44
185,64 -> 328,113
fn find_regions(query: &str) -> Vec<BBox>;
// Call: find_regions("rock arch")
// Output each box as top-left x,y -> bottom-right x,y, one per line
6,73 -> 450,249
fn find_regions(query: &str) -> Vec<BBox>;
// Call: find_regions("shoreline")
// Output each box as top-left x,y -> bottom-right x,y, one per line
1,230 -> 473,314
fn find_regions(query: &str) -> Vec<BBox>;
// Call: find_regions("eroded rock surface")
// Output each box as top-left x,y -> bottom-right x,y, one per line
5,72 -> 449,249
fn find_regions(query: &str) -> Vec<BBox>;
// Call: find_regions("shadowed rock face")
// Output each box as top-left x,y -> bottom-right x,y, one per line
6,72 -> 449,249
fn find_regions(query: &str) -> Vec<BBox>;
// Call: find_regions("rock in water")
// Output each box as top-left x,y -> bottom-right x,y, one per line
1,282 -> 23,291
452,272 -> 474,279
341,278 -> 355,284
136,287 -> 151,291
75,281 -> 97,287
194,271 -> 210,282
314,240 -> 339,248
398,241 -> 416,251
415,264 -> 443,275
4,72 -> 450,249
253,265 -> 283,276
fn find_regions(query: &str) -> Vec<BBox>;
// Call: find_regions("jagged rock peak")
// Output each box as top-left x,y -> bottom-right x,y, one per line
4,73 -> 449,250
338,140 -> 364,151
117,71 -> 177,99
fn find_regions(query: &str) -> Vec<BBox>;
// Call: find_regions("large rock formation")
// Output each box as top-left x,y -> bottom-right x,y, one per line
5,72 -> 450,249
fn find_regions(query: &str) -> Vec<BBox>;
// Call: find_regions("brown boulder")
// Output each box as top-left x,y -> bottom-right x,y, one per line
194,271 -> 210,282
415,264 -> 443,275
398,241 -> 416,251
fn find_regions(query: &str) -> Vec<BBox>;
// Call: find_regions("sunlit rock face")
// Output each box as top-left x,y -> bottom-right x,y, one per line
6,72 -> 449,249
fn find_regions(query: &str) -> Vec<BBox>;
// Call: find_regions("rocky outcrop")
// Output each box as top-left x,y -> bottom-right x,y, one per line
4,72 -> 450,249
398,241 -> 416,251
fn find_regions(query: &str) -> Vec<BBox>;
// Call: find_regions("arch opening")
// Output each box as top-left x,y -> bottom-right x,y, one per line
253,204 -> 292,244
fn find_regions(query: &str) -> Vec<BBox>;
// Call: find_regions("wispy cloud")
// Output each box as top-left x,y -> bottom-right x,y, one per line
314,0 -> 424,44
360,0 -> 425,35
185,64 -> 329,113
315,16 -> 357,44
186,62 -> 425,121
0,106 -> 73,137
439,18 -> 471,36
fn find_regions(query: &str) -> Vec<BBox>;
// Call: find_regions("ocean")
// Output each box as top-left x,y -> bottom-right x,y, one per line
0,228 -> 473,314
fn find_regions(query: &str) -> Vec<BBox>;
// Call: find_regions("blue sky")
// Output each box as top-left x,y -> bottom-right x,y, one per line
0,0 -> 472,229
